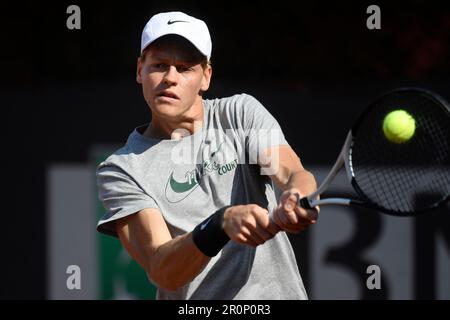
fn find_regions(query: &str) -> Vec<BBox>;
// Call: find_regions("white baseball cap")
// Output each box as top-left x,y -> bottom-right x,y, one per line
141,11 -> 212,61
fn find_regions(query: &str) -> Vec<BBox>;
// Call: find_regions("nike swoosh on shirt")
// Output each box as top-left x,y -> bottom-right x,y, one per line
167,20 -> 188,25
164,174 -> 199,203
168,172 -> 198,193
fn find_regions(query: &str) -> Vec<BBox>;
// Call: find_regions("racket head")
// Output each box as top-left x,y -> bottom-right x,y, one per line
345,87 -> 450,216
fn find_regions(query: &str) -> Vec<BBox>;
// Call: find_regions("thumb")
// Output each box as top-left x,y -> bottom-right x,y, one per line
282,190 -> 300,210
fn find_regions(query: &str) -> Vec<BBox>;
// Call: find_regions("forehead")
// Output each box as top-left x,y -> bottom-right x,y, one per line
143,35 -> 204,62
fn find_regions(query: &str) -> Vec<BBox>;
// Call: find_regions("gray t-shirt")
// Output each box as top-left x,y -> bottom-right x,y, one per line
97,93 -> 308,300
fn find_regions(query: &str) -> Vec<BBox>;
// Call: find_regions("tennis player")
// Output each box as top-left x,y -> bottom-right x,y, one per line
96,11 -> 319,299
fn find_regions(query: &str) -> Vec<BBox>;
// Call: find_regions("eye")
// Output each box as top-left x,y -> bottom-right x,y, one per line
177,65 -> 192,73
152,63 -> 167,69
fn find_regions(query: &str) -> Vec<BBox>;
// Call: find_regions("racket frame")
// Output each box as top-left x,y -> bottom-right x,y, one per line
299,131 -> 365,209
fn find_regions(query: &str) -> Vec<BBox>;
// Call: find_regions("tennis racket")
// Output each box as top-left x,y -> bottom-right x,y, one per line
299,87 -> 450,216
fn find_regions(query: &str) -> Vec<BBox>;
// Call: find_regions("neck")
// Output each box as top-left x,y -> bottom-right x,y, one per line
145,99 -> 204,139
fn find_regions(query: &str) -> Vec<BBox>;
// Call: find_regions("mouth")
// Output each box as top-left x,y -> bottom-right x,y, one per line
156,90 -> 180,100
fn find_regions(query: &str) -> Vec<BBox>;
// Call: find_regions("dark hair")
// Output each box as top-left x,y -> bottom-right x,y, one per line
141,51 -> 210,69
140,35 -> 211,69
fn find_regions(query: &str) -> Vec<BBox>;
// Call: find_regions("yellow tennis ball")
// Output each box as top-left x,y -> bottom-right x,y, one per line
382,110 -> 416,143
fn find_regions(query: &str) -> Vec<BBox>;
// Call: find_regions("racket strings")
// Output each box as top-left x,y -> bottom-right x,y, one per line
414,97 -> 450,194
419,100 -> 449,153
351,90 -> 450,214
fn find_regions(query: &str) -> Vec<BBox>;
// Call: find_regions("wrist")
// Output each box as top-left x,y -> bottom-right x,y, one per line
192,206 -> 231,257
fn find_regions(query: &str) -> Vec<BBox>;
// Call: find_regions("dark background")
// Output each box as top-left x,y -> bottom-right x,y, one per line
1,0 -> 449,299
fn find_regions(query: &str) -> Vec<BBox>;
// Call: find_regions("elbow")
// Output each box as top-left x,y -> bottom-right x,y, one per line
158,279 -> 186,292
147,271 -> 187,291
146,262 -> 189,292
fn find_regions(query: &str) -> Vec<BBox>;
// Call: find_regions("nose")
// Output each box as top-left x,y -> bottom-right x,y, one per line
163,65 -> 178,86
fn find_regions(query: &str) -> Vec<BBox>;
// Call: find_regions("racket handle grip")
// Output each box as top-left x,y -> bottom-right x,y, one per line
299,197 -> 313,209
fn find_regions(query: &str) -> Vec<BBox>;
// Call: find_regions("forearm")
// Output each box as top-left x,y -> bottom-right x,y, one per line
150,233 -> 210,291
265,146 -> 317,197
283,169 -> 318,196
117,209 -> 212,292
149,207 -> 229,290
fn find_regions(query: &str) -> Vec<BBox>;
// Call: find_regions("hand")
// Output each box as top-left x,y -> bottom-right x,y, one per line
223,204 -> 281,247
272,188 -> 319,234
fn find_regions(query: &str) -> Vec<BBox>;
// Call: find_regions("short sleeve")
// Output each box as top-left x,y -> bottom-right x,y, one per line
241,94 -> 290,163
96,162 -> 159,238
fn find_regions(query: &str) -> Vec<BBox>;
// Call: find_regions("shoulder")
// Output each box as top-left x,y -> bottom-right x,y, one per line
207,93 -> 261,109
100,145 -> 129,165
206,93 -> 266,119
96,145 -> 133,178
97,126 -> 159,176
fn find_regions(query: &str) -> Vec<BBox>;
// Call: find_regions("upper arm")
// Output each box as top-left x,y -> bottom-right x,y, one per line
236,94 -> 290,164
116,208 -> 173,273
96,163 -> 159,237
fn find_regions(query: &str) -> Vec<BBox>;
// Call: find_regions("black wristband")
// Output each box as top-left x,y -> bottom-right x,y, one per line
192,206 -> 231,257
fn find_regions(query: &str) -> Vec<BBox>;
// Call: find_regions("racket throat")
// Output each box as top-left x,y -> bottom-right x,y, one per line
301,197 -> 365,208
301,197 -> 353,207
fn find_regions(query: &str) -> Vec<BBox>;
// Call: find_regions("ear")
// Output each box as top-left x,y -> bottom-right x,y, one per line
200,64 -> 212,92
136,57 -> 143,84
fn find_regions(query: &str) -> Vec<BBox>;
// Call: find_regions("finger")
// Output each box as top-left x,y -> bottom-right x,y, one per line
253,225 -> 275,241
235,233 -> 258,247
254,207 -> 281,235
284,224 -> 307,234
282,193 -> 298,211
279,214 -> 310,233
295,207 -> 319,222
252,207 -> 270,229
273,205 -> 300,232
255,210 -> 276,241
284,188 -> 301,203
281,188 -> 300,200
284,209 -> 299,225
276,200 -> 299,225
276,206 -> 290,226
241,226 -> 266,245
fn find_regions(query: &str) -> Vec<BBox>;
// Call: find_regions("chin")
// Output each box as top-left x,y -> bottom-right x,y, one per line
151,103 -> 185,118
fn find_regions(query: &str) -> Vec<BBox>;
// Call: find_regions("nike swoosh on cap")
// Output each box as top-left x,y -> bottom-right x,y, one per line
167,20 -> 188,25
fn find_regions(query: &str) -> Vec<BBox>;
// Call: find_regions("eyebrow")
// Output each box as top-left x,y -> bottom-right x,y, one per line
148,54 -> 200,65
